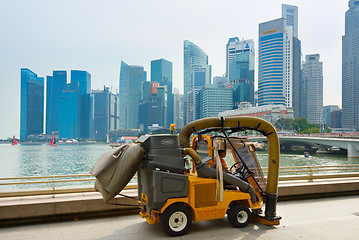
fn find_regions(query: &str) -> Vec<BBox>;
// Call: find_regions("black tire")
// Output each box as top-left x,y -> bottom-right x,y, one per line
227,204 -> 251,228
160,204 -> 192,237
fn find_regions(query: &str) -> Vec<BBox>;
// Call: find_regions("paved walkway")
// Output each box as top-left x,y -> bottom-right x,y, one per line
1,195 -> 359,240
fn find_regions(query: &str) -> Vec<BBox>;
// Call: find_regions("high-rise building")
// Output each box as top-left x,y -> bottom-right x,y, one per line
119,61 -> 145,130
183,40 -> 211,124
282,4 -> 298,38
331,110 -> 342,129
46,71 -> 67,135
292,37 -> 302,118
20,68 -> 44,140
323,105 -> 340,128
199,84 -> 233,118
139,81 -> 167,132
59,82 -> 80,139
93,86 -> 120,140
213,76 -> 227,85
302,54 -> 323,124
258,18 -> 291,106
173,88 -> 184,129
151,58 -> 173,127
71,70 -> 94,139
186,65 -> 207,123
282,4 -> 301,118
342,0 -> 359,130
227,38 -> 255,106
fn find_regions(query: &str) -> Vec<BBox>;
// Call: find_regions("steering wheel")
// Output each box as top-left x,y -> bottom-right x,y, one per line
229,161 -> 241,173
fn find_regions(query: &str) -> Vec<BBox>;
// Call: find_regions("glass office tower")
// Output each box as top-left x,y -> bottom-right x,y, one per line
59,83 -> 80,139
119,61 -> 145,130
183,40 -> 211,124
20,68 -> 44,140
151,58 -> 173,127
46,71 -> 67,135
258,18 -> 293,107
227,38 -> 255,106
342,0 -> 359,130
71,70 -> 94,139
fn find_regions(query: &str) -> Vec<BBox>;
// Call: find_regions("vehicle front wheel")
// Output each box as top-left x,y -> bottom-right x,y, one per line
227,204 -> 251,228
160,204 -> 192,237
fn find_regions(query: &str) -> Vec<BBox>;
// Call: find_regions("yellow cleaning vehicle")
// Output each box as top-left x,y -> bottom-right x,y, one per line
91,116 -> 281,237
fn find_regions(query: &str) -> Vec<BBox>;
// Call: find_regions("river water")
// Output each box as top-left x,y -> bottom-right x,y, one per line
0,143 -> 358,190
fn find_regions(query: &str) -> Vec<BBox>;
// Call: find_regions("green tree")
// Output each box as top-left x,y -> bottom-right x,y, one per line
274,118 -> 292,131
290,118 -> 310,133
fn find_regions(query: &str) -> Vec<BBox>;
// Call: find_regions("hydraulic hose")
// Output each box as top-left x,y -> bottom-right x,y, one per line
179,117 -> 280,218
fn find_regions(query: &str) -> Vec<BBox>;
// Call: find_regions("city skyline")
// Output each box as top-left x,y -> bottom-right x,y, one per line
0,0 -> 349,138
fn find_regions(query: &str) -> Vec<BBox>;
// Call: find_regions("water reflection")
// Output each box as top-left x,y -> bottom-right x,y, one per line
1,144 -> 359,190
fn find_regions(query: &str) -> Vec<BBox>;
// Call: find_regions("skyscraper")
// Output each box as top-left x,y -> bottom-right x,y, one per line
183,40 -> 211,124
20,68 -> 44,140
199,84 -> 233,118
173,88 -> 184,129
302,54 -> 323,124
342,0 -> 359,130
46,71 -> 67,135
59,82 -> 80,139
71,70 -> 94,139
187,65 -> 207,123
282,4 -> 298,38
119,61 -> 145,130
292,37 -> 302,118
93,86 -> 120,140
258,18 -> 287,106
323,105 -> 340,128
227,38 -> 255,106
151,58 -> 173,127
139,81 -> 167,132
282,4 -> 301,118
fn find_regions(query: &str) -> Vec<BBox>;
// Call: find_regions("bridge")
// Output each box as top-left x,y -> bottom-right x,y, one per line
249,136 -> 359,158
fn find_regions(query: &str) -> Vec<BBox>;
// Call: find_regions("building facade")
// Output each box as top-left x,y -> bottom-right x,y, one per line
199,85 -> 233,118
282,4 -> 302,118
183,40 -> 211,124
282,4 -> 298,38
173,88 -> 184,129
119,61 -> 145,130
219,104 -> 294,124
342,0 -> 359,130
186,65 -> 207,123
93,86 -> 120,140
227,38 -> 255,106
20,68 -> 44,140
139,81 -> 167,133
323,105 -> 340,128
46,71 -> 67,135
292,37 -> 302,118
59,83 -> 80,139
151,58 -> 173,127
302,54 -> 323,124
71,70 -> 94,139
258,18 -> 287,106
331,110 -> 342,129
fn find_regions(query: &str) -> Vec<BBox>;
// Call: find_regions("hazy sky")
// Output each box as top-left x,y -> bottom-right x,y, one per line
0,0 -> 349,139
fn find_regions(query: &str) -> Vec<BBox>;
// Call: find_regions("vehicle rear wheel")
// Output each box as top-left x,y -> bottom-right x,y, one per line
160,204 -> 191,237
227,204 -> 251,228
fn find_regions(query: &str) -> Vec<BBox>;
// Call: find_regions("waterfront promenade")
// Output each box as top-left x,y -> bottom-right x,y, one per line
0,195 -> 358,240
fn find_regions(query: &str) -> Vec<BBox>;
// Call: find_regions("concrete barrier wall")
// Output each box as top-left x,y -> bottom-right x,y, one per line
1,179 -> 359,224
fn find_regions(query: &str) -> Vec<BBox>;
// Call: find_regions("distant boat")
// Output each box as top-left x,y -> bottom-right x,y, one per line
304,152 -> 310,158
64,139 -> 79,144
50,135 -> 58,147
11,136 -> 18,145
